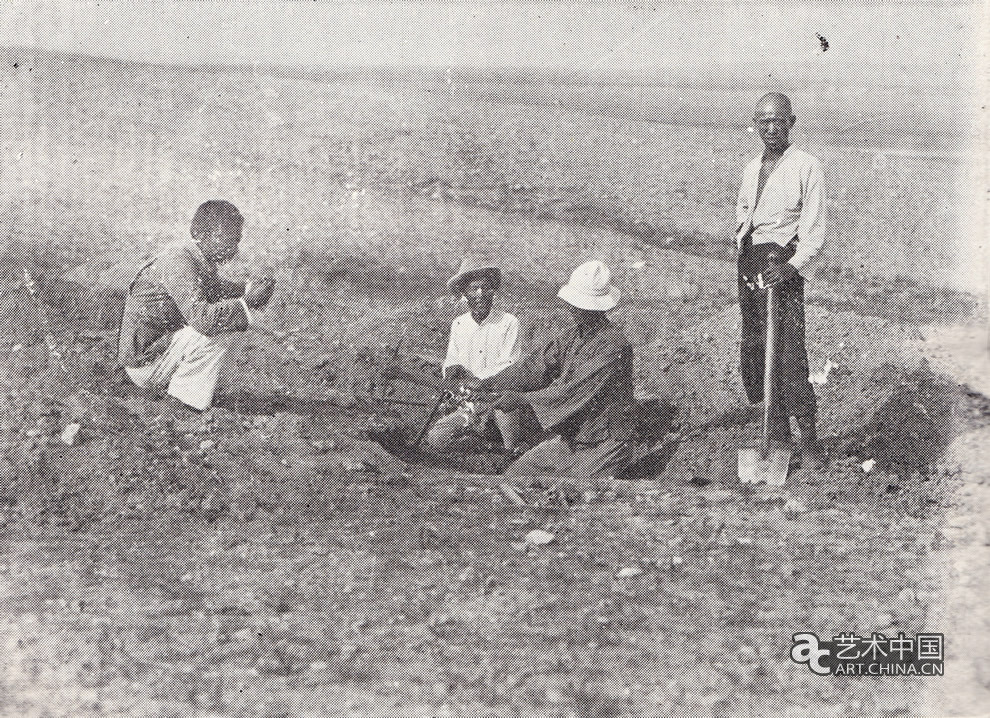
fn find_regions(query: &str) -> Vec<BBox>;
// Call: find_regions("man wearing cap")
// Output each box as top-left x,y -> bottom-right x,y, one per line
428,257 -> 523,451
470,261 -> 635,483
119,200 -> 275,411
736,92 -> 826,468
384,257 -> 523,452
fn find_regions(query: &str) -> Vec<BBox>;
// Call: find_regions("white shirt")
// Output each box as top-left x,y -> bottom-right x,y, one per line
735,146 -> 826,272
442,309 -> 520,381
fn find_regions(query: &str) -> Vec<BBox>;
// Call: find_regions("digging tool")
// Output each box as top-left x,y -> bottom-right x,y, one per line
411,390 -> 454,450
738,283 -> 792,486
379,330 -> 406,397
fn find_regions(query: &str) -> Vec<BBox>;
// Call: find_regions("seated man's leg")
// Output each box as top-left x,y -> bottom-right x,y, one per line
492,408 -> 522,452
503,435 -> 577,479
166,326 -> 235,410
424,408 -> 471,451
571,439 -> 633,483
125,326 -> 200,392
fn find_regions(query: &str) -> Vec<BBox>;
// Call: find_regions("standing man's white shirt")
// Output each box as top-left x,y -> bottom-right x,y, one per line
735,145 -> 825,273
442,309 -> 520,380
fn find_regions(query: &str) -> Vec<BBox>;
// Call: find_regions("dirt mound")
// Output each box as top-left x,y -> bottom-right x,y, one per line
854,365 -> 956,475
1,238 -> 987,531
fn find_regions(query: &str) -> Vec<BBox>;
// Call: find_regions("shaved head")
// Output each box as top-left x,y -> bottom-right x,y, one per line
755,92 -> 793,117
191,200 -> 243,264
753,92 -> 796,153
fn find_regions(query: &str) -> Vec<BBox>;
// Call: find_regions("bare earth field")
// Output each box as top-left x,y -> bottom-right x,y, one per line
0,50 -> 988,717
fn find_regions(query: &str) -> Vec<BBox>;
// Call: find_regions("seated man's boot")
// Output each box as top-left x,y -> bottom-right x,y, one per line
797,415 -> 825,470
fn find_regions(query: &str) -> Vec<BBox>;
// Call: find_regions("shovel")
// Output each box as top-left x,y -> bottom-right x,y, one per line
738,283 -> 792,486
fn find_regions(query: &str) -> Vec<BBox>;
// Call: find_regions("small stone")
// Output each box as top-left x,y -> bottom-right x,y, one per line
199,439 -> 215,451
617,566 -> 643,579
524,529 -> 556,546
670,556 -> 684,567
735,537 -> 753,545
862,459 -> 876,473
60,423 -> 82,446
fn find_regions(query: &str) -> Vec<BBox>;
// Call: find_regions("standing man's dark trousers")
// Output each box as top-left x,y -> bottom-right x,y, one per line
738,244 -> 817,443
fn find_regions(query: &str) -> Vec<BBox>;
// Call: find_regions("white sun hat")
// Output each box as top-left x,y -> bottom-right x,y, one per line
557,260 -> 620,311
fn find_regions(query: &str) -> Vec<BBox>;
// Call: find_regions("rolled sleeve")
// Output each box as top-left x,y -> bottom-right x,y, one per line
789,157 -> 826,272
161,251 -> 250,337
735,160 -> 757,246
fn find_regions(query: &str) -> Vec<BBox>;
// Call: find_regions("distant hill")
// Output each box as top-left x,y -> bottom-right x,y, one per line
0,44 -> 970,151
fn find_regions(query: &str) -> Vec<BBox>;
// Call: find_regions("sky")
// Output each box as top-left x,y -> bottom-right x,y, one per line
0,1 -> 982,86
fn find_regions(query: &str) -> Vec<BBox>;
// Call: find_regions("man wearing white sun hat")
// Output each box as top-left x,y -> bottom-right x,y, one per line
470,260 -> 635,483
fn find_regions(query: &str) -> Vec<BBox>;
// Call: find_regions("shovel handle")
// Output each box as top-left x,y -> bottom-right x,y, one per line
762,285 -> 777,455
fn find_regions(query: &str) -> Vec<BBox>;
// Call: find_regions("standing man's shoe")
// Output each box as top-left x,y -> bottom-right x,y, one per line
797,416 -> 825,470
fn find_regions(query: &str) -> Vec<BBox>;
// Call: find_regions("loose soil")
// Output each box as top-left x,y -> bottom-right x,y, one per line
1,208 -> 988,716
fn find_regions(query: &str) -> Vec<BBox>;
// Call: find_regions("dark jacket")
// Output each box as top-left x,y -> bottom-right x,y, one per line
481,318 -> 635,444
118,240 -> 249,368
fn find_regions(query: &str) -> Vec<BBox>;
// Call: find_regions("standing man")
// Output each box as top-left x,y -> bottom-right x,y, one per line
736,92 -> 826,468
118,200 -> 275,411
471,261 -> 635,484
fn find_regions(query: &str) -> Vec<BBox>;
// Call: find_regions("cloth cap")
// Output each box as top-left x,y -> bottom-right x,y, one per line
447,257 -> 501,295
557,260 -> 620,311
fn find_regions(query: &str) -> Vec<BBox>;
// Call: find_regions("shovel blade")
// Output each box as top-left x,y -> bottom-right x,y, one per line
761,441 -> 792,486
738,446 -> 760,484
738,441 -> 791,485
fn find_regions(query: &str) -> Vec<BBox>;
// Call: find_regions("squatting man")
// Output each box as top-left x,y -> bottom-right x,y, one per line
119,200 -> 275,410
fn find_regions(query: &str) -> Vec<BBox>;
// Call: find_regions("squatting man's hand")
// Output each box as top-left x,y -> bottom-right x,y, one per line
244,277 -> 276,309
